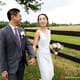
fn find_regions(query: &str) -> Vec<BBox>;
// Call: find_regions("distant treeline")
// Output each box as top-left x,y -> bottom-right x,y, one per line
0,22 -> 8,28
0,21 -> 80,28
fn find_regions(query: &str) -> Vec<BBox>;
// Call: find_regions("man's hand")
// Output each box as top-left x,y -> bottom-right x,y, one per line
2,71 -> 8,80
28,58 -> 36,65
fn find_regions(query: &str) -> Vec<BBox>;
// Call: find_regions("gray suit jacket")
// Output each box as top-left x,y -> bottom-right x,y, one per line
0,26 -> 35,74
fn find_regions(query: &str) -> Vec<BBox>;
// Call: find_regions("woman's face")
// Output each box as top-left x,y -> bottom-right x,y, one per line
38,15 -> 48,27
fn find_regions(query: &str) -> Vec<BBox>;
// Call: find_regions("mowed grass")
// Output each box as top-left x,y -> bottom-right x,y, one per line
49,26 -> 80,31
26,32 -> 80,45
23,55 -> 80,80
53,56 -> 80,80
26,32 -> 80,57
51,34 -> 80,46
0,26 -> 80,80
61,47 -> 80,56
25,26 -> 80,31
26,30 -> 80,79
0,55 -> 80,80
27,25 -> 80,31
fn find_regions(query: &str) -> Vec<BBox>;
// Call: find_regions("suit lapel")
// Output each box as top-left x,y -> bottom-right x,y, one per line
7,26 -> 20,47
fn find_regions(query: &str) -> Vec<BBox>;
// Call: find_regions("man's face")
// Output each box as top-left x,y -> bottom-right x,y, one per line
12,12 -> 22,26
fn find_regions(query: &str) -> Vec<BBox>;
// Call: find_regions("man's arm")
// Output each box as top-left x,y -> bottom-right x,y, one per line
0,30 -> 7,72
25,35 -> 35,58
24,34 -> 36,65
0,29 -> 8,80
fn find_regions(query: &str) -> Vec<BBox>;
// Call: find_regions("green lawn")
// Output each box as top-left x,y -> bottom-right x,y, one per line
1,55 -> 80,80
24,55 -> 80,80
0,27 -> 80,80
26,32 -> 80,57
25,30 -> 80,79
51,34 -> 80,46
26,32 -> 80,45
61,47 -> 80,57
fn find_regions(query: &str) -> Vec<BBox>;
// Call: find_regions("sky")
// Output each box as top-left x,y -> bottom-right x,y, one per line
0,0 -> 80,24
0,0 -> 27,22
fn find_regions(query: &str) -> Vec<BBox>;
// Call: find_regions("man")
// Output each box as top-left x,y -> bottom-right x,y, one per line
0,8 -> 36,80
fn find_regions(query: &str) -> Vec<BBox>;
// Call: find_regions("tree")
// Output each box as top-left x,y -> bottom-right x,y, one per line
0,1 -> 6,5
16,0 -> 42,13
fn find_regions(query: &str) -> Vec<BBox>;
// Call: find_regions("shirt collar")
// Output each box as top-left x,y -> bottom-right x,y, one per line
9,23 -> 18,30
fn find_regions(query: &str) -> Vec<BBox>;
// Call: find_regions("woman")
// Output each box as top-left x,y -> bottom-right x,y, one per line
33,14 -> 54,80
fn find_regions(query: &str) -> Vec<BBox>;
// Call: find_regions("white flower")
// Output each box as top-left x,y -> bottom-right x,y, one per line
51,42 -> 63,55
51,43 -> 63,58
56,43 -> 63,49
52,43 -> 63,50
52,43 -> 57,48
21,31 -> 25,36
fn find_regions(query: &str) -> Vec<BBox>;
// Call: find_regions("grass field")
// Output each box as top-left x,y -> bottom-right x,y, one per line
26,32 -> 80,45
26,31 -> 80,57
0,26 -> 80,80
49,26 -> 80,31
23,55 -> 80,80
25,26 -> 80,31
23,26 -> 80,79
0,56 -> 80,80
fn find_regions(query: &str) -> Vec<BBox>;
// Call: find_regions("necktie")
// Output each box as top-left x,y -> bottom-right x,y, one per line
14,28 -> 21,47
14,28 -> 22,58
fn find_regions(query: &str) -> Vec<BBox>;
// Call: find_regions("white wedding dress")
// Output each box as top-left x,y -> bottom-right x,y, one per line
36,29 -> 54,80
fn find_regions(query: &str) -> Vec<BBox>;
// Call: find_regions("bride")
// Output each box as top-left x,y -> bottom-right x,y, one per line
33,14 -> 54,80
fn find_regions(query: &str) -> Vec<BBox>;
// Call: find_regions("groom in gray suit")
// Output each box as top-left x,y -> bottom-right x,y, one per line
0,8 -> 36,80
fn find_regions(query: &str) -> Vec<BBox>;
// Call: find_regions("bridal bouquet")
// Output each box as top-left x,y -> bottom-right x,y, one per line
51,43 -> 63,56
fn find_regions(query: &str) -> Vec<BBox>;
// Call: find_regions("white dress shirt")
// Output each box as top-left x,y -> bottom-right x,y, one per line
9,23 -> 18,35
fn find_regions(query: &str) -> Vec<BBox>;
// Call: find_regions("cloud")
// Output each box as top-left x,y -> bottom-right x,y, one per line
26,0 -> 80,24
46,0 -> 80,24
0,0 -> 80,24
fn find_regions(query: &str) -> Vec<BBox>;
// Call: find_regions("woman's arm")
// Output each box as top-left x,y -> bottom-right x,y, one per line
33,30 -> 40,51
